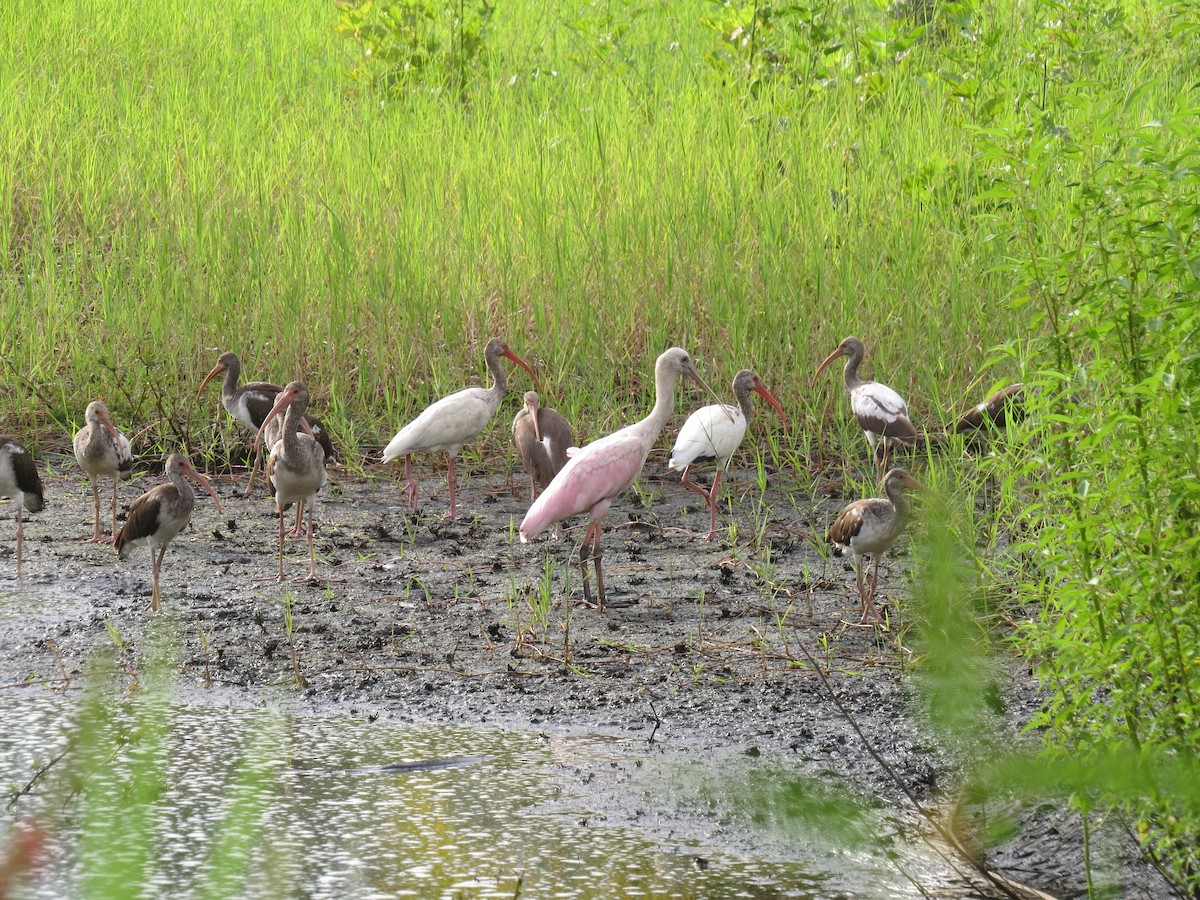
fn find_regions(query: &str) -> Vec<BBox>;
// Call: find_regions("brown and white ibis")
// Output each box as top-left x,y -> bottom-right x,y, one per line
383,337 -> 536,520
826,467 -> 926,624
512,391 -> 575,502
255,381 -> 328,582
954,383 -> 1024,437
115,453 -> 222,613
0,437 -> 45,578
197,351 -> 334,496
668,369 -> 788,540
814,336 -> 918,476
73,400 -> 134,543
520,348 -> 725,609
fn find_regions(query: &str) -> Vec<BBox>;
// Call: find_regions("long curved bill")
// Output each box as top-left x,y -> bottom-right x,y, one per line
181,457 -> 223,515
754,383 -> 789,430
503,347 -> 540,392
684,363 -> 734,423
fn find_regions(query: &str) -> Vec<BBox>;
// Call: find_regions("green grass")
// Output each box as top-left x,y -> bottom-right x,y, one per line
0,0 -> 1055,461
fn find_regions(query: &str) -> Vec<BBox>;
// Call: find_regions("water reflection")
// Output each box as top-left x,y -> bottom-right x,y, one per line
0,687 -> 948,899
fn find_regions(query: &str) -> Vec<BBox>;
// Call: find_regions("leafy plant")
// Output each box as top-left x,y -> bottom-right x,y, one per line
335,0 -> 496,98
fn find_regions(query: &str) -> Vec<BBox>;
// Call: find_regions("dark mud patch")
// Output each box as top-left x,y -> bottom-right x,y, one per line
1,454 -> 1172,897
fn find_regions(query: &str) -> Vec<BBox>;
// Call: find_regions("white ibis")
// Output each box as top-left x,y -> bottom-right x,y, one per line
520,347 -> 725,609
115,453 -> 222,613
255,381 -> 328,582
512,391 -> 575,501
954,383 -> 1024,437
827,467 -> 926,624
383,337 -> 536,520
72,400 -> 134,543
197,351 -> 334,496
0,437 -> 45,578
668,369 -> 788,540
814,336 -> 918,477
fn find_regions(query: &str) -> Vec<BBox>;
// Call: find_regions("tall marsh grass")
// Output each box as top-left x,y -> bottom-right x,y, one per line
3,0 -> 1030,458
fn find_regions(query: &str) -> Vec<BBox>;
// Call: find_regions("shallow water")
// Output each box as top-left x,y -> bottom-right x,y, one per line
0,682 -> 965,900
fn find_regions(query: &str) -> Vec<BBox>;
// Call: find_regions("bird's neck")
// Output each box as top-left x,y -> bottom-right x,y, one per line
734,386 -> 754,423
222,365 -> 242,403
638,369 -> 681,441
843,355 -> 865,392
485,353 -> 508,400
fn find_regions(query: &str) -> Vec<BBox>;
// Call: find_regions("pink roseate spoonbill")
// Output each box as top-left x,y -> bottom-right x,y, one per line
254,381 -> 328,582
814,336 -> 919,477
669,369 -> 788,540
115,453 -> 222,613
197,351 -> 334,496
520,347 -> 726,610
954,383 -> 1025,437
73,400 -> 134,543
827,467 -> 927,624
0,437 -> 45,578
512,391 -> 575,502
383,337 -> 536,520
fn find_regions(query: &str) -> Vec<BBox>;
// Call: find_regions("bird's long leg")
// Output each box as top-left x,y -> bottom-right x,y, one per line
241,441 -> 265,498
578,524 -> 595,607
401,456 -> 419,512
289,502 -> 304,537
276,506 -> 287,583
151,546 -> 166,613
681,466 -> 721,540
304,501 -> 318,581
592,523 -> 607,612
14,505 -> 24,578
78,480 -> 104,544
107,478 -> 120,543
444,456 -> 460,521
854,555 -> 869,622
862,556 -> 884,624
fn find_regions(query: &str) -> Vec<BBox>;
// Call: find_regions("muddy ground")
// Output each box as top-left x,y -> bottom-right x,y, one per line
1,450 -> 1174,898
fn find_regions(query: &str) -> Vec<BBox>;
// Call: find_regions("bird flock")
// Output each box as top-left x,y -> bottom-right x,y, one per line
0,337 -> 1022,625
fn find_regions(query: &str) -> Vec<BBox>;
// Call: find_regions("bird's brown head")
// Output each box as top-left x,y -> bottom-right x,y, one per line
197,351 -> 241,400
488,338 -> 539,389
880,467 -> 929,496
176,454 -> 223,514
813,336 -> 865,385
523,391 -> 542,440
86,400 -> 124,446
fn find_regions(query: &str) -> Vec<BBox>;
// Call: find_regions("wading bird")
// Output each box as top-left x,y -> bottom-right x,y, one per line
669,369 -> 788,540
0,437 -> 45,578
814,336 -> 918,477
383,337 -> 536,520
73,400 -> 134,543
255,381 -> 328,582
520,348 -> 726,609
827,467 -> 926,624
115,453 -> 222,613
512,391 -> 574,502
954,383 -> 1025,438
197,351 -> 334,496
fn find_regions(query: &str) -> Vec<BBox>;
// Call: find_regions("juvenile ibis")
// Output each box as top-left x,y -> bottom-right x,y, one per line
814,336 -> 918,476
827,467 -> 926,624
255,381 -> 328,582
73,400 -> 134,543
520,347 -> 725,609
668,369 -> 788,540
197,351 -> 334,496
954,383 -> 1025,437
383,337 -> 535,520
0,437 -> 45,578
511,391 -> 575,501
115,453 -> 222,613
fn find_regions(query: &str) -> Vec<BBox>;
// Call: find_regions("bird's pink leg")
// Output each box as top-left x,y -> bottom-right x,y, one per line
443,456 -> 460,521
681,466 -> 721,540
78,480 -> 106,544
151,546 -> 165,613
277,507 -> 287,582
295,500 -> 320,582
592,523 -> 607,611
401,456 -> 419,512
107,478 -> 120,543
289,503 -> 304,537
578,524 -> 596,607
14,506 -> 24,578
241,441 -> 265,498
862,556 -> 884,624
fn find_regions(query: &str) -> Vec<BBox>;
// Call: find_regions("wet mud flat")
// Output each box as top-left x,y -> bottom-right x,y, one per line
0,453 -> 1171,897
